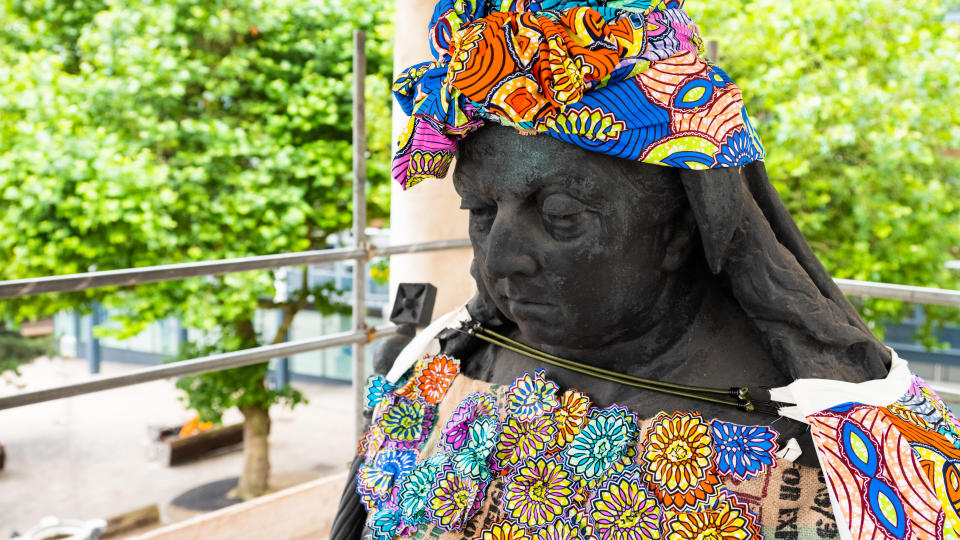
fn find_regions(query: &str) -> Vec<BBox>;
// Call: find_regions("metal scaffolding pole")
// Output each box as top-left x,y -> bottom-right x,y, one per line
351,29 -> 368,441
0,325 -> 399,411
0,247 -> 366,299
834,278 -> 960,307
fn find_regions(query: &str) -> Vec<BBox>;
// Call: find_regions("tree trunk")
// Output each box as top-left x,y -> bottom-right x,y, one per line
237,403 -> 271,500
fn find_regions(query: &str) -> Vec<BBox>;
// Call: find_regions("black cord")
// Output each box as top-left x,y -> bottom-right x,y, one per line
459,323 -> 787,417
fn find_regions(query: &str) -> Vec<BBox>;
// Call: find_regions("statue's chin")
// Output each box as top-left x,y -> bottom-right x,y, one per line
499,304 -> 573,348
509,317 -> 605,353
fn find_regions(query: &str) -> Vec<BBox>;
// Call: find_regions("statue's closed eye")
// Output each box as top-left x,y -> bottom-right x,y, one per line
541,193 -> 593,240
541,193 -> 586,217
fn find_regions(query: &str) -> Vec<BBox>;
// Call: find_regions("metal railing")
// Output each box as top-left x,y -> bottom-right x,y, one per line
833,278 -> 960,307
0,239 -> 471,300
0,237 -> 471,417
0,327 -> 393,410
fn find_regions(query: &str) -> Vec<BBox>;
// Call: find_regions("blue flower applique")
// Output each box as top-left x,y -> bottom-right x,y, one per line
367,507 -> 403,540
357,447 -> 418,501
398,454 -> 447,527
452,415 -> 499,481
366,375 -> 396,410
506,369 -> 560,421
562,405 -> 638,482
709,420 -> 778,481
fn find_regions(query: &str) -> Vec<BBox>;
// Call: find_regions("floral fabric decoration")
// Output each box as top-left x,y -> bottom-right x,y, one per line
361,424 -> 386,461
380,400 -> 429,443
640,411 -> 721,510
590,467 -> 661,540
442,392 -> 498,452
709,420 -> 778,481
417,354 -> 461,404
367,507 -> 403,540
502,456 -> 575,528
428,470 -> 482,530
356,363 -> 785,540
366,375 -> 396,411
397,464 -> 438,527
479,521 -> 532,540
495,415 -> 558,471
357,448 -> 417,503
507,369 -> 561,421
391,0 -> 765,189
662,492 -> 761,539
553,389 -> 592,448
452,416 -> 500,481
534,520 -> 581,540
563,405 -> 638,483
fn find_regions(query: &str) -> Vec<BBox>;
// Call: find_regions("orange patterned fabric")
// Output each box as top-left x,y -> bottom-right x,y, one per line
391,0 -> 765,189
807,375 -> 960,538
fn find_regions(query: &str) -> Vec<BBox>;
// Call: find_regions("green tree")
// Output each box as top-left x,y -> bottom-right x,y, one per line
692,0 -> 960,343
0,0 -> 393,499
0,329 -> 53,380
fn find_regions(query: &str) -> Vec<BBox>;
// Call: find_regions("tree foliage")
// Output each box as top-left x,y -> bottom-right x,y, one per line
0,331 -> 54,379
692,0 -> 960,343
0,0 -> 394,496
0,0 -> 392,358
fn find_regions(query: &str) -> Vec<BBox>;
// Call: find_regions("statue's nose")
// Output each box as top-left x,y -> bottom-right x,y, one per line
482,210 -> 538,279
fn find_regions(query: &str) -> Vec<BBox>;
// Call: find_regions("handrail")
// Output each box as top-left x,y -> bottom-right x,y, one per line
0,248 -> 365,299
834,278 -> 960,307
374,238 -> 471,257
0,238 -> 472,300
0,324 -> 398,411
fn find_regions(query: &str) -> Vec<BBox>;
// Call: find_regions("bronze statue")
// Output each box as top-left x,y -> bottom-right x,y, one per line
330,125 -> 892,540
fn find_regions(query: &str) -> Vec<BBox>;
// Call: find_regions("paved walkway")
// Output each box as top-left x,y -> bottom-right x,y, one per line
0,356 -> 356,537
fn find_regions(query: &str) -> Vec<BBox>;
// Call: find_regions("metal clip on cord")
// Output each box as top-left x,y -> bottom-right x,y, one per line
464,322 -> 783,416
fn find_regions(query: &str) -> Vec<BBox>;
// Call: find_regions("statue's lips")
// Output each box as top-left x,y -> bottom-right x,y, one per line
503,298 -> 555,320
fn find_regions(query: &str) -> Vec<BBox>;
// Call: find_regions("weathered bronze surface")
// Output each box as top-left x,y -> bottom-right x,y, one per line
452,124 -> 887,402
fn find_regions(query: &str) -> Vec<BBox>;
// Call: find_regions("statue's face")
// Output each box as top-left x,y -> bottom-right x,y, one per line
454,125 -> 688,349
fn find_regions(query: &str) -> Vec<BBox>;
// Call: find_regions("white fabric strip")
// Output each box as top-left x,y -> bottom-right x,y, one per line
773,437 -> 801,463
386,303 -> 472,384
769,349 -> 911,423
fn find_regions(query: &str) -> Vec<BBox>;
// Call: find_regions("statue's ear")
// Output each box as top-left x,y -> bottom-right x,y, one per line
679,167 -> 745,274
660,207 -> 697,273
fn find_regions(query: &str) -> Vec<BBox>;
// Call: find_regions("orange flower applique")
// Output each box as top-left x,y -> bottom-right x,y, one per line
640,411 -> 722,510
417,354 -> 461,404
553,389 -> 591,448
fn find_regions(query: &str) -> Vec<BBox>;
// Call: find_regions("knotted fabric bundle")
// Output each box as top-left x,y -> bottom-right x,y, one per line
392,0 -> 765,189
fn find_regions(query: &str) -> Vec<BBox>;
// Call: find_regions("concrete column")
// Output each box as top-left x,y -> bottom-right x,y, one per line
389,0 -> 474,317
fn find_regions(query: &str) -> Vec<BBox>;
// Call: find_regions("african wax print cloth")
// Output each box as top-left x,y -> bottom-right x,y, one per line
806,375 -> 960,539
391,0 -> 765,189
355,355 -> 842,540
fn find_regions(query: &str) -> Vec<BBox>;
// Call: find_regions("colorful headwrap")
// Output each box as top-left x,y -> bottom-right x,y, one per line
392,0 -> 765,189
